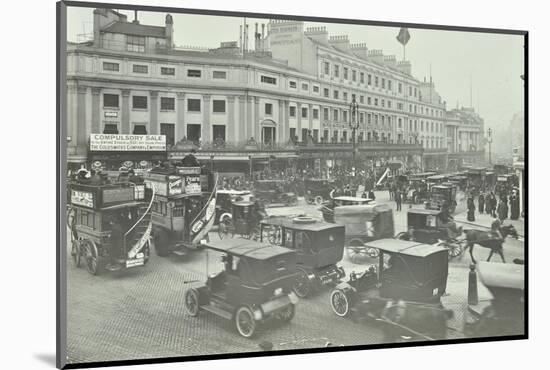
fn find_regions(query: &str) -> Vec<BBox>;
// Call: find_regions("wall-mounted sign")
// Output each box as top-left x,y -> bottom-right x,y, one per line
104,111 -> 118,118
71,190 -> 94,208
90,134 -> 166,151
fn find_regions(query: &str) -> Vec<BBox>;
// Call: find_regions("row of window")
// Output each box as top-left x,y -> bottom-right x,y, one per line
322,60 -> 417,98
260,74 -> 442,117
103,92 -> 446,130
102,62 -> 227,80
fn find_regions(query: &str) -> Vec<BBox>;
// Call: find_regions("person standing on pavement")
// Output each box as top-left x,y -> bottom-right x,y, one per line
478,192 -> 485,214
368,188 -> 376,201
510,190 -> 520,220
497,198 -> 508,222
389,182 -> 394,200
395,190 -> 402,211
467,194 -> 476,221
488,192 -> 497,218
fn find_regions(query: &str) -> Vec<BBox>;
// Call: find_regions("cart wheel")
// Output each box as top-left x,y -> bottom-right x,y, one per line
218,216 -> 232,240
267,226 -> 282,245
277,304 -> 296,322
235,306 -> 257,338
184,288 -> 200,317
154,230 -> 170,257
440,241 -> 464,260
305,197 -> 313,205
395,232 -> 408,240
249,225 -> 261,241
71,236 -> 82,268
330,289 -> 350,317
293,268 -> 312,298
314,195 -> 324,205
82,240 -> 101,275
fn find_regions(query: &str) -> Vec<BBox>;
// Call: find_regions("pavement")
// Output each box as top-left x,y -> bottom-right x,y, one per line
65,190 -> 525,365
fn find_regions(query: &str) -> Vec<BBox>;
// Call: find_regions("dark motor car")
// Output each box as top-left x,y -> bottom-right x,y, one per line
184,238 -> 299,338
330,239 -> 453,339
304,178 -> 337,205
253,179 -> 298,207
260,217 -> 346,298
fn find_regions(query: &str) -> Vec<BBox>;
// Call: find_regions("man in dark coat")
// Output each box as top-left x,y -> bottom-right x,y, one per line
510,190 -> 520,220
467,195 -> 476,221
478,193 -> 485,214
497,198 -> 508,222
368,188 -> 376,200
395,190 -> 402,211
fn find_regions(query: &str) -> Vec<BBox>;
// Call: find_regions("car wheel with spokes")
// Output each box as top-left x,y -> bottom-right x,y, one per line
184,288 -> 200,316
82,240 -> 101,275
314,195 -> 324,205
330,289 -> 350,317
235,306 -> 257,338
293,268 -> 312,298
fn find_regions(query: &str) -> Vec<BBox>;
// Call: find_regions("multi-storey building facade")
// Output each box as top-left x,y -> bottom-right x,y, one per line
66,8 -> 483,173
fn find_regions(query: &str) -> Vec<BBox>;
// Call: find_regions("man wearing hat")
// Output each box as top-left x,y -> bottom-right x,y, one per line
128,168 -> 143,184
181,149 -> 200,167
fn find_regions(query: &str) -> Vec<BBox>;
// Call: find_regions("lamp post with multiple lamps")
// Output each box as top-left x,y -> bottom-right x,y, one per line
349,97 -> 360,175
487,127 -> 492,165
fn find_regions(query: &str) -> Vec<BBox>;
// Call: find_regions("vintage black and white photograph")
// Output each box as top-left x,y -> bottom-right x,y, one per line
59,1 -> 526,367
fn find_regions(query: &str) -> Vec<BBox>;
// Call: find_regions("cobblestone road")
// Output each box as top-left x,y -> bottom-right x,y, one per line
66,191 -> 525,364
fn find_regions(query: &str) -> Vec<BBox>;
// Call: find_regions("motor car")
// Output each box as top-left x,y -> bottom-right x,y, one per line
184,238 -> 299,338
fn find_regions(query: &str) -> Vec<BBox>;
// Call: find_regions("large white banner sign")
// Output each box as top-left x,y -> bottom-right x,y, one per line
90,134 -> 166,151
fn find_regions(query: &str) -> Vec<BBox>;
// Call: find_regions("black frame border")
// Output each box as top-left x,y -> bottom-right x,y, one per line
56,1 -> 528,369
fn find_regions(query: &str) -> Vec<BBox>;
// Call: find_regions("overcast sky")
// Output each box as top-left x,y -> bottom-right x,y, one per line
66,6 -> 524,135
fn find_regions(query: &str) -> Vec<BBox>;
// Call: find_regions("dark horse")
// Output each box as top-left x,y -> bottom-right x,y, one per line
463,225 -> 519,264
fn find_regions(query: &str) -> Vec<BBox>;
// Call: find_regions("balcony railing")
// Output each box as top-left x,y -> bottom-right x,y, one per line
168,138 -> 423,153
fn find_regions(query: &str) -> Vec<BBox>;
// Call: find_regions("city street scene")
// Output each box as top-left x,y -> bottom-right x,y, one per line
63,4 -> 526,366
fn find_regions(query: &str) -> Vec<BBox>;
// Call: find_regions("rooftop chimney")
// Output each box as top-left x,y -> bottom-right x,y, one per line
132,10 -> 139,24
305,26 -> 328,45
328,35 -> 351,53
396,60 -> 412,75
350,43 -> 368,59
367,49 -> 384,65
165,14 -> 173,49
383,55 -> 397,68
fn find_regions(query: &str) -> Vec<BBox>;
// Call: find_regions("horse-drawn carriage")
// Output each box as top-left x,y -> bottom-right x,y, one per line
184,238 -> 299,338
330,239 -> 453,340
331,204 -> 395,261
218,200 -> 267,240
68,181 -> 153,275
259,217 -> 346,298
253,179 -> 298,207
464,262 -> 524,337
447,175 -> 468,191
215,189 -> 252,225
495,174 -> 517,197
395,208 -> 464,259
304,178 -> 337,205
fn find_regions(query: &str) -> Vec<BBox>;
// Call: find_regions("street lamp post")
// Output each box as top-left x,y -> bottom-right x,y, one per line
349,97 -> 360,174
487,128 -> 492,165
